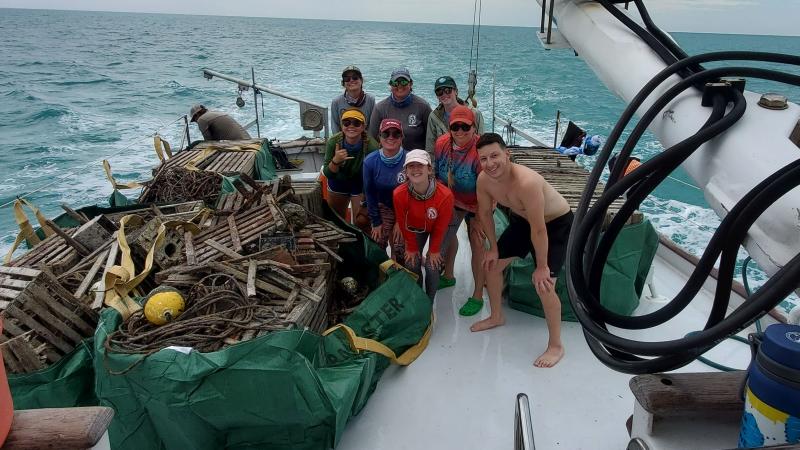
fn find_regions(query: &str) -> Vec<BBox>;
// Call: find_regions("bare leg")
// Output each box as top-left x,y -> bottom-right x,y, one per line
441,211 -> 466,281
351,194 -> 371,234
468,225 -> 486,299
470,258 -> 512,332
327,192 -> 351,222
533,280 -> 564,368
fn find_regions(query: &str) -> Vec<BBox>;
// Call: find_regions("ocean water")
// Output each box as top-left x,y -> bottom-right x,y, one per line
1,8 -> 799,311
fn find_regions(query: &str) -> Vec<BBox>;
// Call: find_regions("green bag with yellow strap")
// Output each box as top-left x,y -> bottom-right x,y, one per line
95,242 -> 432,450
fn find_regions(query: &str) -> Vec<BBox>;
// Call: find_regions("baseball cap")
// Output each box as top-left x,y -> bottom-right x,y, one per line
403,149 -> 430,167
434,76 -> 457,91
340,108 -> 366,123
342,65 -> 362,77
390,68 -> 412,82
449,105 -> 475,126
379,118 -> 403,133
189,104 -> 206,122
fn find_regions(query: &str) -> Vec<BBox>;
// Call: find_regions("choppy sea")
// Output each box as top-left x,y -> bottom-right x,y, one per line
1,8 -> 798,312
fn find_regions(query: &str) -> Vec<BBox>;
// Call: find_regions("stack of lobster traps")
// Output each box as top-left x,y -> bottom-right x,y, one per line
1,138 -> 358,369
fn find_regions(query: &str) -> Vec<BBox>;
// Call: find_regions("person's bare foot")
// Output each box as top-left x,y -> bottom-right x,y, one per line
470,316 -> 505,332
533,345 -> 564,368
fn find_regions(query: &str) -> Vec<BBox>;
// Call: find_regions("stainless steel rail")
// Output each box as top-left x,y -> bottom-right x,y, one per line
493,114 -> 548,147
202,68 -> 330,140
514,393 -> 536,450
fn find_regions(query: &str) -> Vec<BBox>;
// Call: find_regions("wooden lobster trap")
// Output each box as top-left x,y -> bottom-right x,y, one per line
0,266 -> 98,374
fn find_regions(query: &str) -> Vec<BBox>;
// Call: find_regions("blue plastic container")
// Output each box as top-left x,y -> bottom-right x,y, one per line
739,324 -> 800,448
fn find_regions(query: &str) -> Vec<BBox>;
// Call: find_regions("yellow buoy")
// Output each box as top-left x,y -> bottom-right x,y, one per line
144,291 -> 185,325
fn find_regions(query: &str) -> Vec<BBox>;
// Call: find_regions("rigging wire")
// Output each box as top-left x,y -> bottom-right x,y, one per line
466,0 -> 482,106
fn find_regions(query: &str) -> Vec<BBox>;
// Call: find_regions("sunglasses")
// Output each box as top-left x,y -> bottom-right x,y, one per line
341,118 -> 363,128
342,75 -> 361,82
389,78 -> 410,87
449,122 -> 471,132
405,209 -> 429,234
380,129 -> 402,139
435,87 -> 454,96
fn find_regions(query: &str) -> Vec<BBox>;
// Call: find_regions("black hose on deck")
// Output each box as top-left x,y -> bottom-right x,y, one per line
565,51 -> 800,374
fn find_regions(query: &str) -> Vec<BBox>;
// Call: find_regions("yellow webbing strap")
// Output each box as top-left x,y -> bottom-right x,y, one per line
184,142 -> 262,171
153,134 -> 172,162
103,216 -> 201,320
103,215 -> 163,319
3,199 -> 54,264
103,160 -> 142,190
322,315 -> 433,366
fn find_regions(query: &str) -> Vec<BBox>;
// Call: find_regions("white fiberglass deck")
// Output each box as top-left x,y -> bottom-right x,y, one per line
337,227 -> 760,450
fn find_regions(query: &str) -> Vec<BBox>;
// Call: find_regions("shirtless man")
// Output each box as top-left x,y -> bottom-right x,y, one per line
473,133 -> 573,368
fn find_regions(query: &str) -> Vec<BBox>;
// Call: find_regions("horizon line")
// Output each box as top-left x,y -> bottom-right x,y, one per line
1,6 -> 798,37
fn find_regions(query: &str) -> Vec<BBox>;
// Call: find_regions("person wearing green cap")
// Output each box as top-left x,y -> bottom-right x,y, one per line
330,65 -> 375,135
425,76 -> 484,152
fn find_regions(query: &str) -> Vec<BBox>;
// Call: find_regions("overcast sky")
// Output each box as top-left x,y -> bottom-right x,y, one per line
1,0 -> 797,36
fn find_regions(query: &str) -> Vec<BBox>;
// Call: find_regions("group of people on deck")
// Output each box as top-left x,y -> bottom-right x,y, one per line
190,65 -> 574,368
322,65 -> 574,368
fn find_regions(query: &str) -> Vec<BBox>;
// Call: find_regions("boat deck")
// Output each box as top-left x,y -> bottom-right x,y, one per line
337,222 -> 757,450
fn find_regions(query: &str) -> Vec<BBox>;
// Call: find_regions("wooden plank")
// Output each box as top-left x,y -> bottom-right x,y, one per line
44,219 -> 90,256
5,304 -> 74,354
60,203 -> 89,224
38,268 -> 87,311
1,343 -> 25,374
4,335 -> 45,372
93,240 -> 119,310
0,288 -> 22,300
1,406 -> 114,450
246,260 -> 257,298
26,285 -> 95,336
184,231 -> 196,265
313,240 -> 343,263
629,371 -> 746,418
265,195 -> 285,231
1,279 -> 29,289
0,266 -> 40,278
205,239 -> 242,260
263,271 -> 321,303
208,262 -> 291,298
74,249 -> 108,299
2,319 -> 27,338
227,215 -> 243,253
22,294 -> 85,345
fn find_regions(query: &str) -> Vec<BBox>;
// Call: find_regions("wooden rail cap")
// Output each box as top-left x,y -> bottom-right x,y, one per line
629,371 -> 746,418
1,406 -> 114,450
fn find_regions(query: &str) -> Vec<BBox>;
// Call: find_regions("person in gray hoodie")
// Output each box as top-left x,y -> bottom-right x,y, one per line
190,104 -> 250,141
330,65 -> 376,135
368,68 -> 431,151
425,76 -> 485,152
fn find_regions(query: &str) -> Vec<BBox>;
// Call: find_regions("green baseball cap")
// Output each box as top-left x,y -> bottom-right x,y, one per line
434,76 -> 457,91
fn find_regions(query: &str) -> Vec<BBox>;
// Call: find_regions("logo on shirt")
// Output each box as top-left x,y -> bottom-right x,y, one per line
408,114 -> 418,127
426,207 -> 438,220
396,172 -> 406,184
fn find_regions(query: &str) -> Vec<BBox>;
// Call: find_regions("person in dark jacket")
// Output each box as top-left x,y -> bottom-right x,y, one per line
368,68 -> 431,151
190,104 -> 251,140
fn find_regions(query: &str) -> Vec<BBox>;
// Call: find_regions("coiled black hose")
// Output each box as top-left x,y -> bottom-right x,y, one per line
567,51 -> 800,374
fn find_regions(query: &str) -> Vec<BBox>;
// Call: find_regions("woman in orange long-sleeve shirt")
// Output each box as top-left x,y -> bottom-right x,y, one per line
393,149 -> 454,300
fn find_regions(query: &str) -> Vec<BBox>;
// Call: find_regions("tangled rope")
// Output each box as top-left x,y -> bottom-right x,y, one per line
105,274 -> 279,362
138,168 -> 222,205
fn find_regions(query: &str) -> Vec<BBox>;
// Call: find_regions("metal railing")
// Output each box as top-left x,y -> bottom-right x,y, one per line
514,393 -> 536,450
202,69 -> 330,140
493,114 -> 548,148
